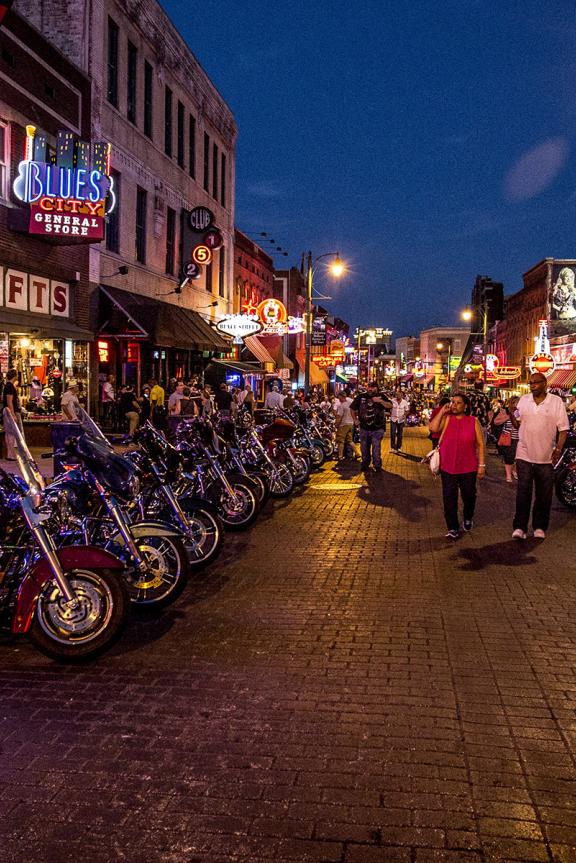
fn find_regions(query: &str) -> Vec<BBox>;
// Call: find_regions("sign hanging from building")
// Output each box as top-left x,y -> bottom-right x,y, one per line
250,298 -> 305,335
529,352 -> 556,376
312,315 -> 327,346
13,126 -> 114,241
215,314 -> 262,345
188,207 -> 214,232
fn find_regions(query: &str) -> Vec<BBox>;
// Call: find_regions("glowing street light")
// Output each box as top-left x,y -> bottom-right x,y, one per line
304,251 -> 345,394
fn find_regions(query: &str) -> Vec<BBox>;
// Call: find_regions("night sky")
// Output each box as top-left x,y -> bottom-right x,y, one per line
163,0 -> 576,339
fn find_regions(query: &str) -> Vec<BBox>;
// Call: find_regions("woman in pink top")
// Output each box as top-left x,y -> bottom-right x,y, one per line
429,393 -> 486,539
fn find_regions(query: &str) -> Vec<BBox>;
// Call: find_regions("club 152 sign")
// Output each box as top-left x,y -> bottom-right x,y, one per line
13,126 -> 115,240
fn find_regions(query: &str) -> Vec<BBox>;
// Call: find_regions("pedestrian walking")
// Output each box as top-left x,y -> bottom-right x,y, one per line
168,380 -> 185,415
264,383 -> 285,411
492,396 -> 520,483
60,380 -> 81,421
214,382 -> 234,418
119,385 -> 141,436
390,388 -> 410,452
334,391 -> 360,462
150,379 -> 166,429
510,373 -> 569,540
429,393 -> 486,539
350,382 -> 392,473
101,374 -> 115,428
2,369 -> 24,460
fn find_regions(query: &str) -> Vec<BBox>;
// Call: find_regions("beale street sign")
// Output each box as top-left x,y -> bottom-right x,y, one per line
13,126 -> 115,240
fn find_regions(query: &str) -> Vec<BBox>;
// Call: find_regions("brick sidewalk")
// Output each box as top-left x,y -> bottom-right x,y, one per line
1,427 -> 576,862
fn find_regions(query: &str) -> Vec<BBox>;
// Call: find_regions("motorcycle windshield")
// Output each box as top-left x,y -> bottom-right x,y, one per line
2,410 -> 45,494
73,405 -> 112,449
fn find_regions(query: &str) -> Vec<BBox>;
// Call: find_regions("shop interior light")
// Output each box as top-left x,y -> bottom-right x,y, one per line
19,337 -> 31,348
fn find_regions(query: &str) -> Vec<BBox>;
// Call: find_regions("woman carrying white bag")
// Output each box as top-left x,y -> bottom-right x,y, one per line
428,393 -> 486,540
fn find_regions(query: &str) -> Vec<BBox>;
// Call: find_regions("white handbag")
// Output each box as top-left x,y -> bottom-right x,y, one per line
421,417 -> 450,477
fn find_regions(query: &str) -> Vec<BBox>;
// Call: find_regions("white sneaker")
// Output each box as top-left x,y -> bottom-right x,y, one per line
512,529 -> 527,540
533,529 -> 546,539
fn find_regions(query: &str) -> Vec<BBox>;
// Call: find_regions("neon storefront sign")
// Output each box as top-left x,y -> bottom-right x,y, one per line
216,314 -> 262,344
250,298 -> 305,335
13,126 -> 115,240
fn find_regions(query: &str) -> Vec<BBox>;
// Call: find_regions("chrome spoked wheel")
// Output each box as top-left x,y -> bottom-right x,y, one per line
127,535 -> 190,607
30,568 -> 128,661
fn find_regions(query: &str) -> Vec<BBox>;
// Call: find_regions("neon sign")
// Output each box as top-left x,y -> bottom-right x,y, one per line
216,314 -> 263,344
13,126 -> 114,240
254,298 -> 305,335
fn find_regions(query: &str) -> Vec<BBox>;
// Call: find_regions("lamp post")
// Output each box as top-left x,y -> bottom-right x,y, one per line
462,304 -> 488,386
304,252 -> 344,394
436,340 -> 452,385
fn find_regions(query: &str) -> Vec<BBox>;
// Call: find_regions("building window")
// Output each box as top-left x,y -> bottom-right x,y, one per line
189,115 -> 196,178
165,206 -> 176,275
177,101 -> 184,168
135,186 -> 147,264
144,61 -> 153,139
205,259 -> 213,292
127,41 -> 137,125
212,142 -> 218,200
203,132 -> 210,191
220,152 -> 226,208
164,86 -> 172,157
105,170 -> 121,253
218,246 -> 226,298
107,17 -> 119,107
0,122 -> 9,202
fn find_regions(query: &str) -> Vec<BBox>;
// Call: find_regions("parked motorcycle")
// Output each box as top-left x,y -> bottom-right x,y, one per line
0,413 -> 129,660
555,425 -> 576,508
48,409 -> 191,608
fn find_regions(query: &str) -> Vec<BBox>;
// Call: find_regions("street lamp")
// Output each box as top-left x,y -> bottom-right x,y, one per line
304,252 -> 345,394
436,340 -> 452,383
461,304 -> 488,386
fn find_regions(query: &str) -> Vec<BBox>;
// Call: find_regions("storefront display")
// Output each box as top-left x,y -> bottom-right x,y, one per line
0,331 -> 89,421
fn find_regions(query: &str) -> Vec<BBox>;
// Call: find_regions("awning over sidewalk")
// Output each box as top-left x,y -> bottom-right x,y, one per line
547,368 -> 576,390
208,358 -> 265,375
99,285 -> 230,352
243,335 -> 277,367
1,310 -> 94,341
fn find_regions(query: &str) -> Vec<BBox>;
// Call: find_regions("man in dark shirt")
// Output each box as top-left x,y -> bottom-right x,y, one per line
2,368 -> 24,460
214,382 -> 233,418
350,382 -> 392,472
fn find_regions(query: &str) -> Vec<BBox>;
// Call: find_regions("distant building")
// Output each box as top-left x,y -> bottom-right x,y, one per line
420,326 -> 470,386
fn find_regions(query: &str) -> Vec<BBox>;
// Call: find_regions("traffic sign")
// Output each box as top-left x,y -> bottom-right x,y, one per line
188,206 -> 214,232
203,229 -> 223,250
192,245 -> 212,265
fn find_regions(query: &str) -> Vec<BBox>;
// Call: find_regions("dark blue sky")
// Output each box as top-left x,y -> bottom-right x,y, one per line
164,0 -> 576,338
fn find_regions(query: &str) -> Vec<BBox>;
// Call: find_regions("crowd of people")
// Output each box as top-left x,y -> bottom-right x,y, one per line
3,367 -> 575,544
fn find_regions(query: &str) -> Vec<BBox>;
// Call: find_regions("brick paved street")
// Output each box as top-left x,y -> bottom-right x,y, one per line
2,427 -> 576,863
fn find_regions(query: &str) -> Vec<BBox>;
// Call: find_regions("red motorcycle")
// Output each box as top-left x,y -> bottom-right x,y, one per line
0,414 -> 129,661
260,417 -> 311,485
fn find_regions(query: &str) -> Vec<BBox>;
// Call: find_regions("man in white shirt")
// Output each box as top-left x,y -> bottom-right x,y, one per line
61,381 -> 81,421
264,384 -> 285,411
334,391 -> 360,461
390,389 -> 410,453
511,373 -> 569,540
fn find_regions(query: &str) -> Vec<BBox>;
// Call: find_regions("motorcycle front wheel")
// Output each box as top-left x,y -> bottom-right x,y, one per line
555,468 -> 576,508
111,531 -> 191,608
214,479 -> 259,531
289,453 -> 311,485
29,568 -> 129,662
165,503 -> 224,568
308,441 -> 326,469
263,460 -> 294,498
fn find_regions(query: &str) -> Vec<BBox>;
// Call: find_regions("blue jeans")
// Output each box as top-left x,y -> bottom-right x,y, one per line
390,421 -> 404,450
359,428 -> 384,469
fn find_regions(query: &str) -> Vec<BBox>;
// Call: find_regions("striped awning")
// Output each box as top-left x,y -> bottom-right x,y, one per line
547,368 -> 576,390
243,336 -> 276,368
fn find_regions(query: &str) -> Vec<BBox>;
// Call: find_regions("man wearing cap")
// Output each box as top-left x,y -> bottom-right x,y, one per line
350,382 -> 392,473
61,380 -> 81,421
511,372 -> 569,540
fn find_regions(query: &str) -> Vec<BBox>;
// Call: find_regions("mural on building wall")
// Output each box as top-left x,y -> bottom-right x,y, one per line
551,266 -> 576,321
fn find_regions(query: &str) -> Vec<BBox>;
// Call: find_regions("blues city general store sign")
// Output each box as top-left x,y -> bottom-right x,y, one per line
13,126 -> 115,240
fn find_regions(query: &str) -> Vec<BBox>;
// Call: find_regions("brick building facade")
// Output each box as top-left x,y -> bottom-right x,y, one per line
15,0 -> 235,397
0,8 -> 95,422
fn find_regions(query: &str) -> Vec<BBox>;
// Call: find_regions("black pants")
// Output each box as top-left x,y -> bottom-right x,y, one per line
440,470 -> 477,531
513,459 -> 554,532
390,421 -> 404,450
